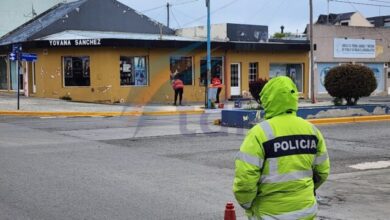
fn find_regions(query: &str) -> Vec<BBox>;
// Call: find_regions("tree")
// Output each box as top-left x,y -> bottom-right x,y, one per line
272,32 -> 292,39
249,78 -> 269,104
324,64 -> 377,105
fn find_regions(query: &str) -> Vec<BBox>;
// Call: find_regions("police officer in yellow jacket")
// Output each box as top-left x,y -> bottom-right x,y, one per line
233,76 -> 330,220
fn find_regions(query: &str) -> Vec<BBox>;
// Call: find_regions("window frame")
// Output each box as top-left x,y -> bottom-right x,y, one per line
269,63 -> 304,93
199,56 -> 224,86
119,56 -> 149,87
62,56 -> 91,87
248,62 -> 259,83
169,56 -> 194,86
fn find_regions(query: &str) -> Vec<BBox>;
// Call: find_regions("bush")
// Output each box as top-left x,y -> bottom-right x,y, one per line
249,78 -> 269,104
324,64 -> 377,106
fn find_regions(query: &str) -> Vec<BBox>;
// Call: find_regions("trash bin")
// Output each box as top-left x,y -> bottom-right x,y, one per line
208,87 -> 218,101
207,87 -> 218,108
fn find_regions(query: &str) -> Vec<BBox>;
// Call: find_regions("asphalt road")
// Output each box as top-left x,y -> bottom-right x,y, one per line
0,114 -> 389,220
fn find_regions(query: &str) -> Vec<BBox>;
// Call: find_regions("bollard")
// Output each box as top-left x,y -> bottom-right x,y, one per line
224,202 -> 236,220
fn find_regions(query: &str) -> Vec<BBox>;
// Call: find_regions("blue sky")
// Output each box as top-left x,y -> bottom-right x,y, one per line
118,0 -> 390,35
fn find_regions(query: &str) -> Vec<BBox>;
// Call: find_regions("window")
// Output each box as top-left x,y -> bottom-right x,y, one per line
248,62 -> 258,83
200,57 -> 223,86
170,56 -> 193,85
340,22 -> 349,26
269,63 -> 303,92
384,18 -> 390,28
120,56 -> 148,86
63,56 -> 90,86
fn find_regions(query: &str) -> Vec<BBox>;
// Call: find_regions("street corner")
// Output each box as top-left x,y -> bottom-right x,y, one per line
0,110 -> 142,117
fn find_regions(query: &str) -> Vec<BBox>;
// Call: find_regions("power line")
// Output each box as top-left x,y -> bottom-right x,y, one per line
140,0 -> 198,13
329,0 -> 390,42
140,4 -> 166,13
171,6 -> 196,21
173,0 -> 199,7
368,0 -> 390,4
243,0 -> 272,23
181,0 -> 237,27
171,7 -> 181,28
330,0 -> 390,7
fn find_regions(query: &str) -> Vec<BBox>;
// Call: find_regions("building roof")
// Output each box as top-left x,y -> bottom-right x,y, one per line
37,30 -> 199,42
0,0 -> 174,46
367,15 -> 390,27
0,0 -> 309,53
316,12 -> 355,24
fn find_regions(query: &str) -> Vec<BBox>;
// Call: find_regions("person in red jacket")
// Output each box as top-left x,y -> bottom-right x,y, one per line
172,75 -> 184,106
211,75 -> 223,103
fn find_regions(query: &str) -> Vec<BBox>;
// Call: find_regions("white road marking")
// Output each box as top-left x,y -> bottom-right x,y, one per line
349,161 -> 390,170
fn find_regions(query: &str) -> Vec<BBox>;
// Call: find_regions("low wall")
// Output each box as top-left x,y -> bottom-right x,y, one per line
221,104 -> 390,128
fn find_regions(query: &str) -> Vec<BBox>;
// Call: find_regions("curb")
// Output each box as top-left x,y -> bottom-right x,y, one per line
0,110 -> 205,117
307,114 -> 390,125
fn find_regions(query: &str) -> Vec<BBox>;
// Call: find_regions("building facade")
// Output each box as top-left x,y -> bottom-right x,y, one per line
367,15 -> 390,28
0,0 -> 310,104
312,24 -> 390,96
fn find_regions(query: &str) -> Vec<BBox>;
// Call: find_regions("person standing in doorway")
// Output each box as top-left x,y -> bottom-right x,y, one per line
172,75 -> 184,106
211,75 -> 223,103
233,76 -> 330,220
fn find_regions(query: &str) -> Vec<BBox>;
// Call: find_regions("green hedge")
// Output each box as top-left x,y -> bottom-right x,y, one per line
324,64 -> 377,105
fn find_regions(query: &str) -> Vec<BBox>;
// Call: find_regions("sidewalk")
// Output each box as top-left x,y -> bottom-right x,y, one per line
0,93 -> 389,117
0,94 -> 205,116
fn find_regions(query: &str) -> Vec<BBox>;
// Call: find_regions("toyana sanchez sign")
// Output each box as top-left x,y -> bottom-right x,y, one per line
334,38 -> 376,58
48,39 -> 102,47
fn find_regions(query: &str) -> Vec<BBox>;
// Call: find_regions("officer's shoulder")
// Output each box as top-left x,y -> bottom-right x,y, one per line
246,122 -> 270,140
245,123 -> 264,137
295,116 -> 316,126
249,124 -> 263,133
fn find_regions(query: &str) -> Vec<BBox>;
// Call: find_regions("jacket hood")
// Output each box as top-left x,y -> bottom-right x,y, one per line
260,76 -> 298,119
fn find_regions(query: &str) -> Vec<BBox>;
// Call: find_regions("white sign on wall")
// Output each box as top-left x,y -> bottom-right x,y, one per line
334,38 -> 376,58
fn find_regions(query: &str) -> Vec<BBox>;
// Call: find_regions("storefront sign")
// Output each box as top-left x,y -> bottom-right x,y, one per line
334,38 -> 376,58
21,53 -> 37,62
49,39 -> 101,47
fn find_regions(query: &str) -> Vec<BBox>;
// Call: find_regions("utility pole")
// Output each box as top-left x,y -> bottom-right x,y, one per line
17,56 -> 20,110
166,2 -> 170,28
309,0 -> 316,103
205,0 -> 211,108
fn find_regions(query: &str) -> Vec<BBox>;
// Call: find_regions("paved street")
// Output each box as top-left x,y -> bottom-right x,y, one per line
0,114 -> 389,220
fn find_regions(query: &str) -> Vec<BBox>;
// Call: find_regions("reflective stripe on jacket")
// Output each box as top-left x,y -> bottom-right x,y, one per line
233,76 -> 330,220
233,117 -> 329,219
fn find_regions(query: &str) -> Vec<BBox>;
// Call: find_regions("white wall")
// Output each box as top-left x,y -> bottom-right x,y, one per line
176,24 -> 228,41
0,0 -> 65,37
350,12 -> 374,27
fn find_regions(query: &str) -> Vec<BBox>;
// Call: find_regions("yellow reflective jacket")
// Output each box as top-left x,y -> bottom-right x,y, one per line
233,76 -> 330,220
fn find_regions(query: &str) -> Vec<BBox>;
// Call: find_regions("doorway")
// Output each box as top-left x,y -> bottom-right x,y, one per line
230,63 -> 241,96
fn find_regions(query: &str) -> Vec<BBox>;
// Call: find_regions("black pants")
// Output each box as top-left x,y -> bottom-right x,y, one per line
216,88 -> 222,103
174,88 -> 183,105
